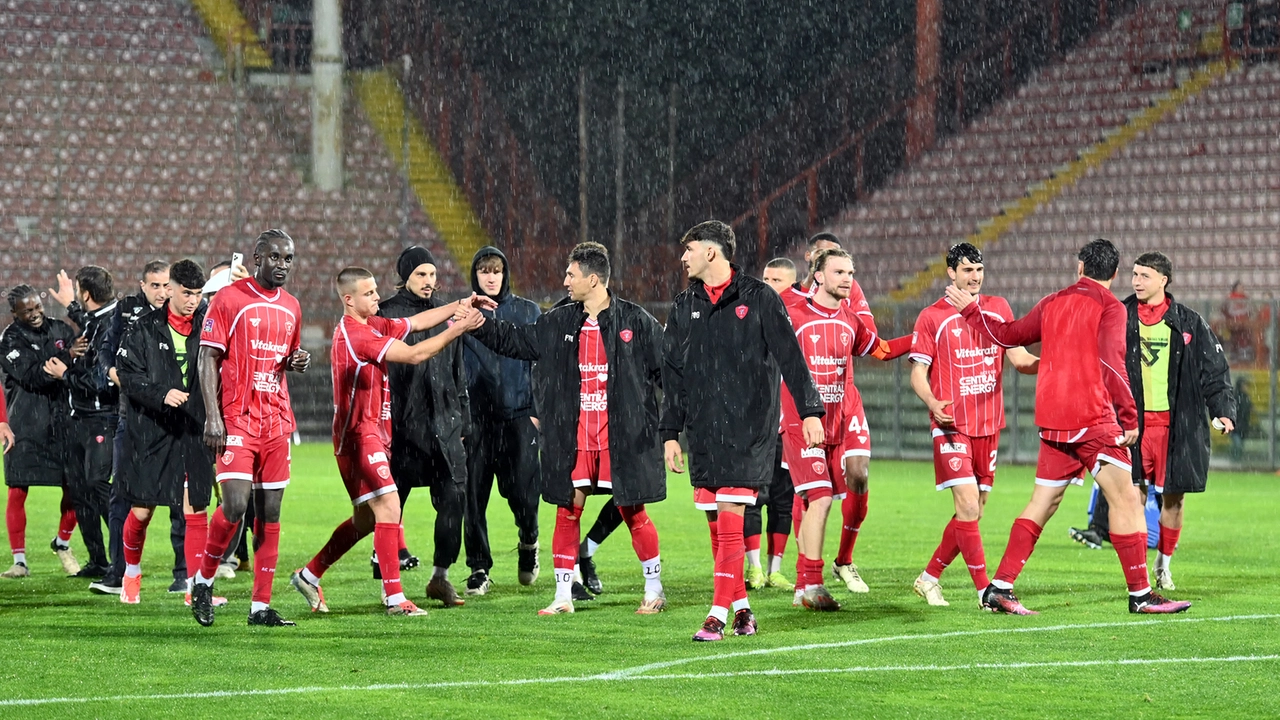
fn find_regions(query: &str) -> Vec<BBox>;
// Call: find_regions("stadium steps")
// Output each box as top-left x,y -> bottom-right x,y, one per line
187,0 -> 271,69
888,58 -> 1235,303
351,68 -> 491,273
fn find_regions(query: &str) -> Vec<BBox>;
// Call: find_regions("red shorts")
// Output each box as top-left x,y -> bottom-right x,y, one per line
217,431 -> 291,489
693,487 -> 759,511
1141,425 -> 1169,492
571,450 -> 612,492
336,436 -> 397,506
780,431 -> 842,501
932,429 -> 1001,492
1035,424 -> 1132,487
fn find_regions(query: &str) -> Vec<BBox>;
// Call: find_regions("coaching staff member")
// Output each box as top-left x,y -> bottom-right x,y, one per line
661,220 -> 824,642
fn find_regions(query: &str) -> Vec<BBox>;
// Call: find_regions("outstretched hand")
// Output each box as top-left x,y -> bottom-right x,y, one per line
49,270 -> 75,308
454,307 -> 486,332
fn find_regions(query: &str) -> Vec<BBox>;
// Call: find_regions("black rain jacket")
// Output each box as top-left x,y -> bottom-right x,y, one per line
0,318 -> 77,487
64,299 -> 120,418
462,246 -> 541,422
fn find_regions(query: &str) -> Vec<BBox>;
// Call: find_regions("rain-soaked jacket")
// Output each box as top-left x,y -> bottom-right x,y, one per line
462,246 -> 540,421
0,318 -> 77,487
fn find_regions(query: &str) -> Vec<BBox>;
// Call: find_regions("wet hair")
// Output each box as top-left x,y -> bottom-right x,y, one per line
807,231 -> 841,248
680,220 -> 736,262
254,228 -> 293,257
335,266 -> 374,297
475,255 -> 505,274
1134,251 -> 1173,285
1078,238 -> 1120,281
568,242 -> 610,284
946,242 -> 984,270
75,266 -> 114,304
811,247 -> 852,276
7,284 -> 39,313
169,259 -> 205,290
765,257 -> 796,273
142,259 -> 169,278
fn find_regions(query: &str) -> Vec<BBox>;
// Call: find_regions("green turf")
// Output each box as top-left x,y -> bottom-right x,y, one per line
1,445 -> 1277,718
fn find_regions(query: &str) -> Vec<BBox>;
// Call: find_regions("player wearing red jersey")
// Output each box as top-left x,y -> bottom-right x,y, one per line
190,229 -> 311,627
781,248 -> 897,611
289,267 -> 485,617
908,243 -> 1037,607
947,238 -> 1191,615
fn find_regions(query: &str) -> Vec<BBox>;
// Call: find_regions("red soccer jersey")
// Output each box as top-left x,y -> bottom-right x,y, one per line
911,295 -> 1013,437
960,277 -> 1137,432
200,277 -> 303,438
330,315 -> 411,455
780,298 -> 878,439
576,317 -> 609,451
784,280 -> 877,334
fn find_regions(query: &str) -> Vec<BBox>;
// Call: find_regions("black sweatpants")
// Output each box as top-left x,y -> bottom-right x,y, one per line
67,415 -> 117,567
744,435 -> 795,539
395,443 -> 465,570
464,416 -> 541,573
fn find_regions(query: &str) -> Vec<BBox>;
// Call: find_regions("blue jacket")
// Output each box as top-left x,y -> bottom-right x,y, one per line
462,246 -> 540,421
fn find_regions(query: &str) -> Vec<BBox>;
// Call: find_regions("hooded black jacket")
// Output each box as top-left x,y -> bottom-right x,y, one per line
1124,294 -> 1236,494
470,292 -> 666,507
379,288 -> 470,487
115,302 -> 215,507
462,246 -> 541,421
64,299 -> 120,418
0,318 -> 77,487
661,267 -> 824,489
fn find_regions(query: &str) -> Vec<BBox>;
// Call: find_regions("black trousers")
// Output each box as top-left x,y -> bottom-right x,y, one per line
464,416 -> 541,573
105,417 -> 187,585
67,415 -> 117,567
395,443 -> 465,569
744,435 -> 795,539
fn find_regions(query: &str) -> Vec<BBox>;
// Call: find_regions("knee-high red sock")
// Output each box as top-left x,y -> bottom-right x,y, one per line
1157,524 -> 1180,557
767,532 -> 789,561
184,513 -> 207,580
791,494 -> 804,539
252,518 -> 265,553
122,512 -> 152,570
373,522 -> 403,602
744,533 -> 761,553
707,515 -> 720,566
836,492 -> 868,566
619,505 -> 660,562
6,487 -> 27,555
552,506 -> 581,600
953,519 -> 989,591
925,517 -> 960,579
250,522 -> 280,605
397,524 -> 408,552
993,518 -> 1042,588
57,488 -> 76,542
1111,531 -> 1152,595
305,518 -> 367,580
714,511 -> 747,611
198,506 -> 239,580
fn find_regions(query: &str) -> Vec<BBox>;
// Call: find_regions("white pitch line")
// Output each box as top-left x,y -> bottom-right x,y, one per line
2,614 -> 1276,708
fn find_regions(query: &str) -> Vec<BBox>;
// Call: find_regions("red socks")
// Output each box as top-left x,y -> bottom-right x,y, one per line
397,524 -> 408,552
1111,531 -> 1152,595
993,518 -> 1042,587
1157,524 -> 1180,557
304,518 -> 367,580
184,512 -> 207,580
835,492 -> 868,566
925,517 -> 960,579
706,515 -> 720,564
619,505 -> 660,562
791,494 -> 804,539
767,531 -> 789,562
122,512 -> 151,568
373,522 -> 402,600
744,533 -> 761,553
552,506 -> 581,573
57,488 -> 76,542
199,506 -> 239,580
953,519 -> 989,590
6,487 -> 26,554
712,511 -> 746,610
250,522 -> 280,605
800,555 -> 825,589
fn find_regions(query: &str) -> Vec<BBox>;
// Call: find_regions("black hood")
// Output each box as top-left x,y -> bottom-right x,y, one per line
470,245 -> 511,303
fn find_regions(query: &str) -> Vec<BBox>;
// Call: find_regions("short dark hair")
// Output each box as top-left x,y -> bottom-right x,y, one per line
811,247 -> 852,276
335,266 -> 374,297
680,220 -> 736,262
169,259 -> 205,290
142,260 -> 169,278
1133,251 -> 1173,285
807,231 -> 841,248
7,284 -> 38,312
946,242 -> 984,270
76,266 -> 114,304
568,242 -> 610,284
765,257 -> 796,273
1078,238 -> 1120,281
475,255 -> 505,274
255,228 -> 293,257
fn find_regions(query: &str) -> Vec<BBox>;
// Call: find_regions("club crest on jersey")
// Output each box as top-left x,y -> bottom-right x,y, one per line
95,435 -> 104,444
940,442 -> 967,454
249,317 -> 261,328
840,332 -> 850,347
221,451 -> 233,465
619,329 -> 633,343
811,461 -> 825,474
286,322 -> 294,334
1182,332 -> 1192,345
54,340 -> 65,349
948,457 -> 963,472
736,306 -> 748,319
377,466 -> 391,479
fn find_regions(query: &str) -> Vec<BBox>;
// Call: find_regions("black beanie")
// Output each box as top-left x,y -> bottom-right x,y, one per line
396,246 -> 436,282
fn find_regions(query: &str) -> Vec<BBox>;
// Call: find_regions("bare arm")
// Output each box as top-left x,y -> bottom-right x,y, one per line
909,360 -> 954,426
199,345 -> 226,454
385,309 -> 483,365
1005,346 -> 1039,374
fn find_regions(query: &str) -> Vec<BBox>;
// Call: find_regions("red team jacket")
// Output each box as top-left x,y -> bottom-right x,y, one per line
958,278 -> 1137,433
